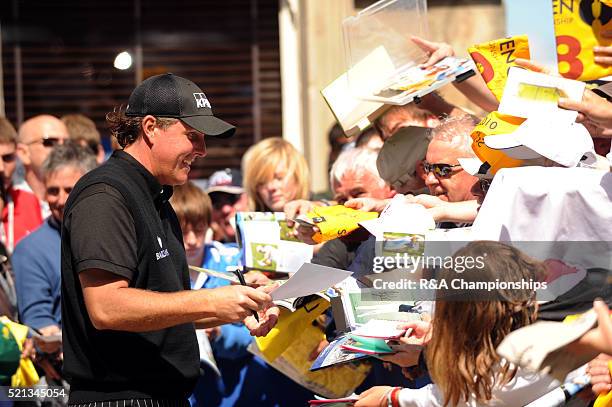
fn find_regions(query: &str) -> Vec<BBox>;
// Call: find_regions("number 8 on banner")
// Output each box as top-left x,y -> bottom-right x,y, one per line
553,0 -> 612,81
556,35 -> 584,79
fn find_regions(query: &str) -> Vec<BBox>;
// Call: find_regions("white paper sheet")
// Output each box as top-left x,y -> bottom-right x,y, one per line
271,263 -> 352,301
498,67 -> 584,120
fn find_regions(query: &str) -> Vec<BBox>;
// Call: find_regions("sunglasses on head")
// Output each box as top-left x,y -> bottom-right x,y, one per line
46,186 -> 73,196
423,162 -> 462,177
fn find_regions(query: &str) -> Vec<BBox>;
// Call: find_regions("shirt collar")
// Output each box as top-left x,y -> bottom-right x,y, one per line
48,215 -> 61,231
112,150 -> 174,208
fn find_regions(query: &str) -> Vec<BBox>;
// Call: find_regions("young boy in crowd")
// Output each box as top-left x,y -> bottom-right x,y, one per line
170,181 -> 312,407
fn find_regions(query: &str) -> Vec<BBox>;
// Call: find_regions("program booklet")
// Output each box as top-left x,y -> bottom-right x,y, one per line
235,212 -> 313,273
310,335 -> 369,372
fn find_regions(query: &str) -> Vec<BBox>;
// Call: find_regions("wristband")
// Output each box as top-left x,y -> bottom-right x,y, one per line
391,387 -> 401,407
386,387 -> 401,407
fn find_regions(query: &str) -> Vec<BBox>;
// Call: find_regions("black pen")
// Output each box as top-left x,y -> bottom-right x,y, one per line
232,268 -> 259,322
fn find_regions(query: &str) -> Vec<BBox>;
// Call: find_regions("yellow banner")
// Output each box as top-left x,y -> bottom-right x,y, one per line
468,35 -> 531,101
306,205 -> 378,244
553,0 -> 612,80
470,112 -> 526,175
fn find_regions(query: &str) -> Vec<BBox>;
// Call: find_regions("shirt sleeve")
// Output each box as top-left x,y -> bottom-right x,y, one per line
13,240 -> 59,330
398,384 -> 444,407
68,184 -> 137,280
311,239 -> 350,269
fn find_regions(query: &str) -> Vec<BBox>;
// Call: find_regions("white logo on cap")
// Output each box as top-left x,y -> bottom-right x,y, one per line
157,236 -> 163,248
193,93 -> 211,109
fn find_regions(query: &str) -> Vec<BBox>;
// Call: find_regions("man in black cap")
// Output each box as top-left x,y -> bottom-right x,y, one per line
61,74 -> 278,406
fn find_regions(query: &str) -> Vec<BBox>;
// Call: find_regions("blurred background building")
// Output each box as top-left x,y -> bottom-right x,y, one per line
0,0 -> 503,193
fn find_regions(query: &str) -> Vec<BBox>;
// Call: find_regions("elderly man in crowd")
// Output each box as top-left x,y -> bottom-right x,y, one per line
310,146 -> 395,270
422,115 -> 479,205
12,142 -> 97,382
17,115 -> 69,209
404,115 -> 481,228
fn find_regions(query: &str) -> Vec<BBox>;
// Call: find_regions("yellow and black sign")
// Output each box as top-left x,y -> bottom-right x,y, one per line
469,35 -> 531,101
553,0 -> 612,80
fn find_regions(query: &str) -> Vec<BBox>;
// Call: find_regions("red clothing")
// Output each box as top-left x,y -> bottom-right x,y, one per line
2,186 -> 43,251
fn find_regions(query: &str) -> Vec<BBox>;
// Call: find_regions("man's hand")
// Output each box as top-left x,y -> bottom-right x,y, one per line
355,386 -> 394,407
587,353 -> 612,396
21,338 -> 35,359
344,197 -> 389,213
244,303 -> 279,337
244,284 -> 279,337
594,32 -> 612,66
410,36 -> 455,68
284,199 -> 317,228
406,194 -> 445,209
34,325 -> 62,354
308,338 -> 330,361
283,199 -> 321,244
209,285 -> 272,323
244,270 -> 271,286
582,120 -> 612,139
559,89 -> 612,132
514,58 -> 556,75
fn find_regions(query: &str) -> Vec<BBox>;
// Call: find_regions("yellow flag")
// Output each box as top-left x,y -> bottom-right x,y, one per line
468,35 -> 531,101
304,205 -> 378,244
553,0 -> 612,80
0,317 -> 39,386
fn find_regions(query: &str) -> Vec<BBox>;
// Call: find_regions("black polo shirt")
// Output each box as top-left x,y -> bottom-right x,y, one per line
61,150 -> 199,403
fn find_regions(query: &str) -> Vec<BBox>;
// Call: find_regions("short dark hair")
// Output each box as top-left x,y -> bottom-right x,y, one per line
106,108 -> 178,148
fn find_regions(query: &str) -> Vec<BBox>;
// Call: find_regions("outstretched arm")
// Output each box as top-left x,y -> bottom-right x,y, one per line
79,268 -> 275,334
411,36 -> 499,112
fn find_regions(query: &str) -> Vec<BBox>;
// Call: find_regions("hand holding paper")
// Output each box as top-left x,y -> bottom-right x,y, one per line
558,88 -> 612,130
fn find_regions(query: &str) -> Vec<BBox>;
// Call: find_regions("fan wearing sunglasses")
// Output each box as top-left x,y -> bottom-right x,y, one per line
423,116 -> 479,204
0,117 -> 44,252
17,115 -> 69,203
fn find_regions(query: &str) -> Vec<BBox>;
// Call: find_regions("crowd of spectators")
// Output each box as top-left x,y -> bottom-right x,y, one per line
1,33 -> 612,407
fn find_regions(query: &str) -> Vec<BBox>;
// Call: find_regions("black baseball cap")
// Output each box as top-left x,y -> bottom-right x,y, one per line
125,73 -> 235,138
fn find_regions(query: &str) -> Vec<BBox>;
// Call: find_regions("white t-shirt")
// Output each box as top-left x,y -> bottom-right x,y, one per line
398,365 -> 585,406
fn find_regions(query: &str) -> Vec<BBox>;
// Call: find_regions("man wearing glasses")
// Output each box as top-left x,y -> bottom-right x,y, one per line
415,115 -> 481,229
16,114 -> 69,206
0,117 -> 44,252
423,116 -> 480,204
